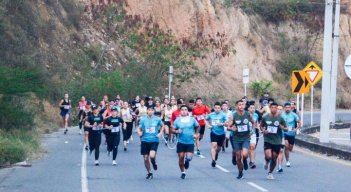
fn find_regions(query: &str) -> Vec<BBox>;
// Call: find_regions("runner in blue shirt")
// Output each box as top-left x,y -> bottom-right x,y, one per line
137,106 -> 164,179
206,102 -> 227,168
172,105 -> 200,179
281,102 -> 300,167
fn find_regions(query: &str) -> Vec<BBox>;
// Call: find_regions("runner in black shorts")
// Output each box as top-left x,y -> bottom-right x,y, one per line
260,102 -> 288,180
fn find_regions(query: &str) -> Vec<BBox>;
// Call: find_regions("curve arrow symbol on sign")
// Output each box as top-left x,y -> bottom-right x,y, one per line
294,71 -> 303,92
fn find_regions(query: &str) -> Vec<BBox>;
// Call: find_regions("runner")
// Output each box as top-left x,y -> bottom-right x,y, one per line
188,99 -> 195,116
84,105 -> 104,166
153,99 -> 164,119
136,99 -> 147,127
81,101 -> 92,150
59,93 -> 72,134
78,96 -> 87,135
276,104 -> 285,172
248,103 -> 259,169
105,107 -> 126,165
281,102 -> 300,168
172,105 -> 200,179
221,102 -> 233,152
205,102 -> 227,167
137,107 -> 164,179
192,97 -> 211,155
121,101 -> 133,151
103,101 -> 114,155
228,100 -> 254,179
163,103 -> 173,142
260,102 -> 288,180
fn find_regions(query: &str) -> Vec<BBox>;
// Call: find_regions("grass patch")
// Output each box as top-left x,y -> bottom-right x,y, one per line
0,129 -> 39,166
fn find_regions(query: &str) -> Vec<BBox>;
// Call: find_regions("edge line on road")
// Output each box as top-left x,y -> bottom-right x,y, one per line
81,145 -> 89,192
215,164 -> 230,173
247,182 -> 268,192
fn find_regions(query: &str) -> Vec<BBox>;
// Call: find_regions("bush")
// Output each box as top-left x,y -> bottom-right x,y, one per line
249,80 -> 273,98
276,53 -> 306,80
0,130 -> 39,166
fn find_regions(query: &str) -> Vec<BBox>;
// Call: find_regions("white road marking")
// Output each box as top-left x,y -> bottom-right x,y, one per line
215,165 -> 230,173
81,146 -> 89,192
247,182 -> 268,192
329,138 -> 350,141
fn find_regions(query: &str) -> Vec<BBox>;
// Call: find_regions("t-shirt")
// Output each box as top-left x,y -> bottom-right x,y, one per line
233,111 -> 251,142
280,111 -> 299,136
171,110 -> 181,126
206,111 -> 227,135
106,116 -> 124,133
173,116 -> 199,144
261,114 -> 287,145
192,105 -> 211,126
87,114 -> 103,131
139,115 -> 164,142
121,108 -> 133,123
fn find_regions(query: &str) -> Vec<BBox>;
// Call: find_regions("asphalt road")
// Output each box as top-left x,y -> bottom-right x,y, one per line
1,111 -> 351,192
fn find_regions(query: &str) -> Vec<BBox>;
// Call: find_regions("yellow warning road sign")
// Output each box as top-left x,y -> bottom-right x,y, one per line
303,61 -> 323,86
292,70 -> 310,94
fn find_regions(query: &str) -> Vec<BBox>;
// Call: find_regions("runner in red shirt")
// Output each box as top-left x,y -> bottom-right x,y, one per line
192,97 -> 211,155
171,99 -> 184,126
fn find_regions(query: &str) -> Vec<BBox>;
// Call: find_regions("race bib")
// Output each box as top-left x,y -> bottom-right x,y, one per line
267,126 -> 278,134
64,105 -> 70,110
111,126 -> 120,133
212,119 -> 220,126
92,126 -> 100,131
288,126 -> 293,132
167,114 -> 172,119
197,115 -> 204,121
79,106 -> 85,110
145,127 -> 156,134
136,103 -> 141,108
237,125 -> 248,132
180,117 -> 190,123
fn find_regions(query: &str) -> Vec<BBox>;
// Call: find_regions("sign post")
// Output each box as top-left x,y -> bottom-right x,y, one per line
303,61 -> 323,127
168,66 -> 173,100
243,68 -> 250,97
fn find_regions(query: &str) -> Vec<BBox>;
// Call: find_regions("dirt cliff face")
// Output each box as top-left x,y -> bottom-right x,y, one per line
77,0 -> 351,104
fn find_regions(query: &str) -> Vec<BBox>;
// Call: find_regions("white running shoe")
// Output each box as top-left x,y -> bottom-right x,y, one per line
112,160 -> 117,166
267,173 -> 274,180
94,160 -> 99,166
286,161 -> 291,167
79,130 -> 82,135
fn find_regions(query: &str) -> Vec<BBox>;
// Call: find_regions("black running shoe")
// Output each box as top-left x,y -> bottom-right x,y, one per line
180,173 -> 186,179
146,173 -> 153,179
64,129 -> 68,135
232,156 -> 237,166
184,160 -> 189,170
243,159 -> 248,170
211,160 -> 216,168
237,171 -> 243,179
124,147 -> 127,151
85,146 -> 88,151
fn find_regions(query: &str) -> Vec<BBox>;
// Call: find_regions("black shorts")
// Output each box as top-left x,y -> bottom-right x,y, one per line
264,142 -> 281,154
84,127 -> 90,132
284,135 -> 296,145
176,142 -> 194,153
140,141 -> 159,155
164,121 -> 171,128
199,125 -> 206,135
210,132 -> 225,146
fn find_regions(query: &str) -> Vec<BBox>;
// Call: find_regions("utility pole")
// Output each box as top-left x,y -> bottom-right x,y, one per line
168,66 -> 174,100
330,0 -> 341,124
320,0 -> 334,143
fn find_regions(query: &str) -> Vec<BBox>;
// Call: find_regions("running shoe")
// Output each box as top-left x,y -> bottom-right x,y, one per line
146,173 -> 153,179
196,149 -> 201,155
277,168 -> 283,173
267,173 -> 274,180
264,161 -> 269,170
250,162 -> 256,169
107,151 -> 111,157
85,145 -> 89,151
184,160 -> 190,170
94,160 -> 99,166
180,173 -> 186,179
124,147 -> 127,151
112,160 -> 117,166
79,130 -> 82,135
243,159 -> 248,170
286,161 -> 291,167
237,171 -> 243,179
64,129 -> 68,135
211,160 -> 216,168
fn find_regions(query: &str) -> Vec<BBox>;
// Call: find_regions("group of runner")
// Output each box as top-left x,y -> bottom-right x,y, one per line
58,93 -> 301,180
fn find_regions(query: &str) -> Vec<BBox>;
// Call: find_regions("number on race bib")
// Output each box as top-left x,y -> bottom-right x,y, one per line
180,117 -> 190,123
79,106 -> 85,110
197,115 -> 204,121
267,126 -> 278,134
212,119 -> 220,126
237,125 -> 248,132
92,126 -> 100,131
111,126 -> 120,133
64,105 -> 70,110
145,127 -> 156,134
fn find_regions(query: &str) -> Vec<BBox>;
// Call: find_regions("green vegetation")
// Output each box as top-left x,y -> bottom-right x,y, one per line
0,130 -> 40,166
249,80 -> 273,98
